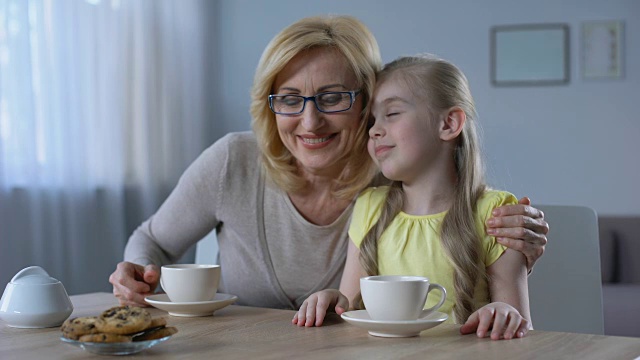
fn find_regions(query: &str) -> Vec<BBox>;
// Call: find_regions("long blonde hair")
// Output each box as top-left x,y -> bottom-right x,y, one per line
250,15 -> 382,200
359,54 -> 486,323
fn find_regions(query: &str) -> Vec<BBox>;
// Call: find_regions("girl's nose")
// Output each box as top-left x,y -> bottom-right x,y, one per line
368,119 -> 384,138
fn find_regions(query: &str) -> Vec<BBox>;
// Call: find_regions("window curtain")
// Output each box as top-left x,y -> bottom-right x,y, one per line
0,0 -> 216,294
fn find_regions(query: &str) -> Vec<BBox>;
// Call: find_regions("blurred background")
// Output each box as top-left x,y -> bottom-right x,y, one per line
0,0 -> 638,301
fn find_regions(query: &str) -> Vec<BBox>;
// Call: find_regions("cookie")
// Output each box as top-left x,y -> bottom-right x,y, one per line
79,333 -> 132,343
148,317 -> 167,329
60,317 -> 101,340
95,306 -> 152,335
133,326 -> 178,341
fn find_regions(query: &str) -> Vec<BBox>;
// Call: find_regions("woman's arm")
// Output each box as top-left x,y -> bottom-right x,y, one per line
487,197 -> 549,272
112,138 -> 229,306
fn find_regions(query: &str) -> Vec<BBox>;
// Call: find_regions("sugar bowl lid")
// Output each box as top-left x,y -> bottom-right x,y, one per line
10,266 -> 60,285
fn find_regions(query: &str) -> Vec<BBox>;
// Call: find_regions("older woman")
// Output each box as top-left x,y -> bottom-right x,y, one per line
109,15 -> 548,309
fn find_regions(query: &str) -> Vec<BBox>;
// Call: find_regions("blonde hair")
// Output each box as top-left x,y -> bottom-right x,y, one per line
359,54 -> 487,323
250,15 -> 382,200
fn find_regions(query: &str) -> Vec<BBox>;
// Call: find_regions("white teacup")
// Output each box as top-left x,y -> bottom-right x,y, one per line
160,264 -> 220,303
360,275 -> 446,321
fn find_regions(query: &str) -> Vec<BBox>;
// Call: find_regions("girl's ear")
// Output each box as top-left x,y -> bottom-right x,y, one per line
439,107 -> 466,141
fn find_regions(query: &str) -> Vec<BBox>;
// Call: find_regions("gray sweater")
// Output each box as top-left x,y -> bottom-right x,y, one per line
125,132 -> 352,309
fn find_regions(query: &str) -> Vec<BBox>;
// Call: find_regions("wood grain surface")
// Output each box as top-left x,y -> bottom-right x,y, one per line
1,292 -> 638,359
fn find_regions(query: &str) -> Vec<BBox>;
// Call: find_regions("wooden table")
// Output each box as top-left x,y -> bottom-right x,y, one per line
1,292 -> 639,359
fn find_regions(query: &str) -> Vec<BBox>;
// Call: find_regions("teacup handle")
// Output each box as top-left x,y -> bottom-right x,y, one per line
421,283 -> 447,316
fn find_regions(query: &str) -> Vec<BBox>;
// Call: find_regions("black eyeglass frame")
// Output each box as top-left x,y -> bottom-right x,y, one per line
268,90 -> 361,115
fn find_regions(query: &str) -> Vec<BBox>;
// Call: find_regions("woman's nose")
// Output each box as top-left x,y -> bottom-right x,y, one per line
300,103 -> 324,131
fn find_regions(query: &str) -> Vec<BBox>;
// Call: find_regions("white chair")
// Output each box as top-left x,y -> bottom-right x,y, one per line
195,230 -> 219,265
527,205 -> 604,334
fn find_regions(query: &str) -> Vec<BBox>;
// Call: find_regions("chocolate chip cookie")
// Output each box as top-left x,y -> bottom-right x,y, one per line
95,306 -> 152,335
133,326 -> 178,341
78,333 -> 133,343
60,316 -> 101,340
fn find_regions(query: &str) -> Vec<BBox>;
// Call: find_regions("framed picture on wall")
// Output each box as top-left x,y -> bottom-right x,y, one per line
582,20 -> 624,79
490,24 -> 569,86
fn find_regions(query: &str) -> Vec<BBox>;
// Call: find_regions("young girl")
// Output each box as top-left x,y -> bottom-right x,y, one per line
293,54 -> 531,340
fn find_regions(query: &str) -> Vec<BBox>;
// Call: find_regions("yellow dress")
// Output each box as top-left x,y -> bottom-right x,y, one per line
349,187 -> 517,323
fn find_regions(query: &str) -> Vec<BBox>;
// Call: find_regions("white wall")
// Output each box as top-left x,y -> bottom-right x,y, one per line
212,0 -> 640,216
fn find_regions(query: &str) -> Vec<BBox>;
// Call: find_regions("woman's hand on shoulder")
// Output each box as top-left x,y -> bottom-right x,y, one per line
487,197 -> 549,272
292,289 -> 349,327
109,262 -> 160,307
459,302 -> 531,340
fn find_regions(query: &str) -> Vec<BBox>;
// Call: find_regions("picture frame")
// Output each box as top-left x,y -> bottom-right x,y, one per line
582,20 -> 624,79
490,24 -> 569,86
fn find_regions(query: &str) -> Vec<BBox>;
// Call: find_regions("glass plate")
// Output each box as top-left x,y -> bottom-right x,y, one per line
60,335 -> 172,356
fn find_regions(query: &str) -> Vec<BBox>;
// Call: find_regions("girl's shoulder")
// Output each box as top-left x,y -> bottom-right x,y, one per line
357,186 -> 391,203
477,189 -> 518,218
353,186 -> 391,218
479,189 -> 517,202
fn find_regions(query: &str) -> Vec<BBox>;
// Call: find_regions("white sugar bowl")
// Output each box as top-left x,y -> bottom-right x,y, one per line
0,266 -> 74,328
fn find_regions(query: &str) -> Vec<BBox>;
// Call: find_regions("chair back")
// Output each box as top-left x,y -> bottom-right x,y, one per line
195,230 -> 219,265
528,205 -> 604,334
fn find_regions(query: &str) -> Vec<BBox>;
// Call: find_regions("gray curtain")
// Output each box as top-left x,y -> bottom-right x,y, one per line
0,0 -> 218,295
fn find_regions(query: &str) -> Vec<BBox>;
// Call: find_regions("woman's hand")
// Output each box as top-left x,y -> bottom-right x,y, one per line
487,197 -> 549,272
109,261 -> 160,307
292,289 -> 349,327
459,302 -> 531,340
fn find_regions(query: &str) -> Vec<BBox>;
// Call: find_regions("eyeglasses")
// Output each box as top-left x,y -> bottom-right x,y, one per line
268,90 -> 361,115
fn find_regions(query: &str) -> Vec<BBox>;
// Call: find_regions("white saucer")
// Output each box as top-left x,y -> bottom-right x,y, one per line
341,310 -> 448,338
145,293 -> 237,317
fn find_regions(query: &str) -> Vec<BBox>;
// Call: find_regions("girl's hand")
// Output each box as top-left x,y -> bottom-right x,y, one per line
487,197 -> 549,272
459,302 -> 531,340
292,289 -> 349,327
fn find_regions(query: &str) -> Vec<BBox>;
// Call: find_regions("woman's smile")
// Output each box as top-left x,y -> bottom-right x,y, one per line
299,134 -> 338,148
